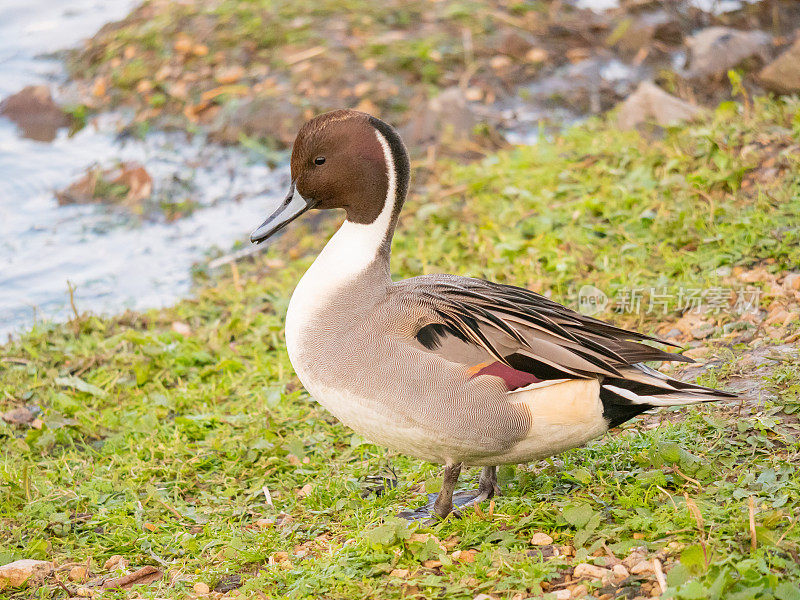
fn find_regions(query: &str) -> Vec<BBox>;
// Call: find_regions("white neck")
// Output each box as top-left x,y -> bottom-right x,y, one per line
289,128 -> 397,316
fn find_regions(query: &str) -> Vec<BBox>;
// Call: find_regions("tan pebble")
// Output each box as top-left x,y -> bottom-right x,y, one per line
554,590 -> 571,600
451,550 -> 462,560
103,555 -> 125,570
573,563 -> 610,580
526,47 -> 549,62
0,559 -> 53,588
683,346 -> 709,360
459,549 -> 477,563
68,566 -> 87,582
75,588 -> 96,598
623,552 -> 647,569
631,559 -> 654,575
171,321 -> 191,336
465,87 -> 483,101
490,55 -> 512,69
389,568 -> 409,577
561,545 -> 575,556
298,483 -> 313,497
422,559 -> 442,568
784,273 -> 800,291
255,518 -> 274,528
612,563 -> 630,580
571,584 -> 588,597
273,551 -> 289,563
193,582 -> 210,594
530,532 -> 553,545
136,79 -> 153,94
473,594 -> 494,600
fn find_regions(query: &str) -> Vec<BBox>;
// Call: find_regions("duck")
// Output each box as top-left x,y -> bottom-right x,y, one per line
249,109 -> 736,520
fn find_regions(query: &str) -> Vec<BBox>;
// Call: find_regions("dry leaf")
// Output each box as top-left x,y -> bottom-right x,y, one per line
102,565 -> 163,589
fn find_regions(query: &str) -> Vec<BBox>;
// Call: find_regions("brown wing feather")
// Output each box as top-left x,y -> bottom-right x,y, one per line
393,274 -> 692,380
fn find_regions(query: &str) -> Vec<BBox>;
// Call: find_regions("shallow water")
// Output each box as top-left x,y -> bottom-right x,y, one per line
0,0 -> 285,339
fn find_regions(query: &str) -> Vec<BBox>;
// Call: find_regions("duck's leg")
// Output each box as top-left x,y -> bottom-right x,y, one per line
432,463 -> 462,519
478,466 -> 501,498
398,464 -> 499,521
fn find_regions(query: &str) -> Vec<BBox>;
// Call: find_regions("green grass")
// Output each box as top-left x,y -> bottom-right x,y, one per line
2,97 -> 800,599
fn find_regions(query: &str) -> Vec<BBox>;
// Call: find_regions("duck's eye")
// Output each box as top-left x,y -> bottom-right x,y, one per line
314,156 -> 326,166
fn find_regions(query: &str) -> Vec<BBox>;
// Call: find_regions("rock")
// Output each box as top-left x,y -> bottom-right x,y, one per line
390,568 -> 409,578
630,559 -> 654,575
571,584 -> 589,598
474,594 -> 494,600
69,566 -> 87,582
1,405 -> 37,425
616,81 -> 700,130
214,574 -> 242,593
210,96 -> 302,146
214,65 -> 246,85
613,11 -> 683,55
498,32 -> 536,60
193,582 -> 210,594
0,559 -> 53,590
255,518 -> 274,528
573,563 -> 610,581
554,590 -> 571,600
759,37 -> 800,93
784,273 -> 800,291
612,563 -> 630,580
0,85 -> 72,142
690,324 -> 716,339
103,555 -> 126,571
686,27 -> 771,79
530,532 -> 554,546
401,87 -> 476,150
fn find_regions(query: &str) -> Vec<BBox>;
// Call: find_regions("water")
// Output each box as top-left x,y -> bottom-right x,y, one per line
0,0 -> 286,339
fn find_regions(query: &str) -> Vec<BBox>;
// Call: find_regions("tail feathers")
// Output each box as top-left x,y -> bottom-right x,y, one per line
600,363 -> 736,427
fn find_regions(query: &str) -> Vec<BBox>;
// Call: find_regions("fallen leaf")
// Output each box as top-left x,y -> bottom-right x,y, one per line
102,565 -> 163,589
55,376 -> 107,398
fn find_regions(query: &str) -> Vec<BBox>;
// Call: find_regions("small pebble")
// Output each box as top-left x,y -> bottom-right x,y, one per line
103,555 -> 125,570
631,559 -> 654,575
612,563 -> 630,580
571,584 -> 588,598
530,532 -> 553,546
573,563 -> 610,581
553,590 -> 571,600
193,582 -> 210,595
68,566 -> 87,582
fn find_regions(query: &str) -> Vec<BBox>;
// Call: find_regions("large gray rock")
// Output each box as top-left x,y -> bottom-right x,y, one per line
616,81 -> 701,130
759,36 -> 800,94
686,27 -> 772,79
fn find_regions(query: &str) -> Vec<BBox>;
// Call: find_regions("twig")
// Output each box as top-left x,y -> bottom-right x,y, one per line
262,485 -> 274,508
54,575 -> 76,597
231,261 -> 242,292
749,496 -> 757,552
207,244 -> 266,269
654,558 -> 667,595
684,493 -> 708,566
675,468 -> 702,487
656,485 -> 678,510
776,517 -> 797,546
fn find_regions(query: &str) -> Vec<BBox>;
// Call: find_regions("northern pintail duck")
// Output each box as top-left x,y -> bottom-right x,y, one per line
250,109 -> 735,519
